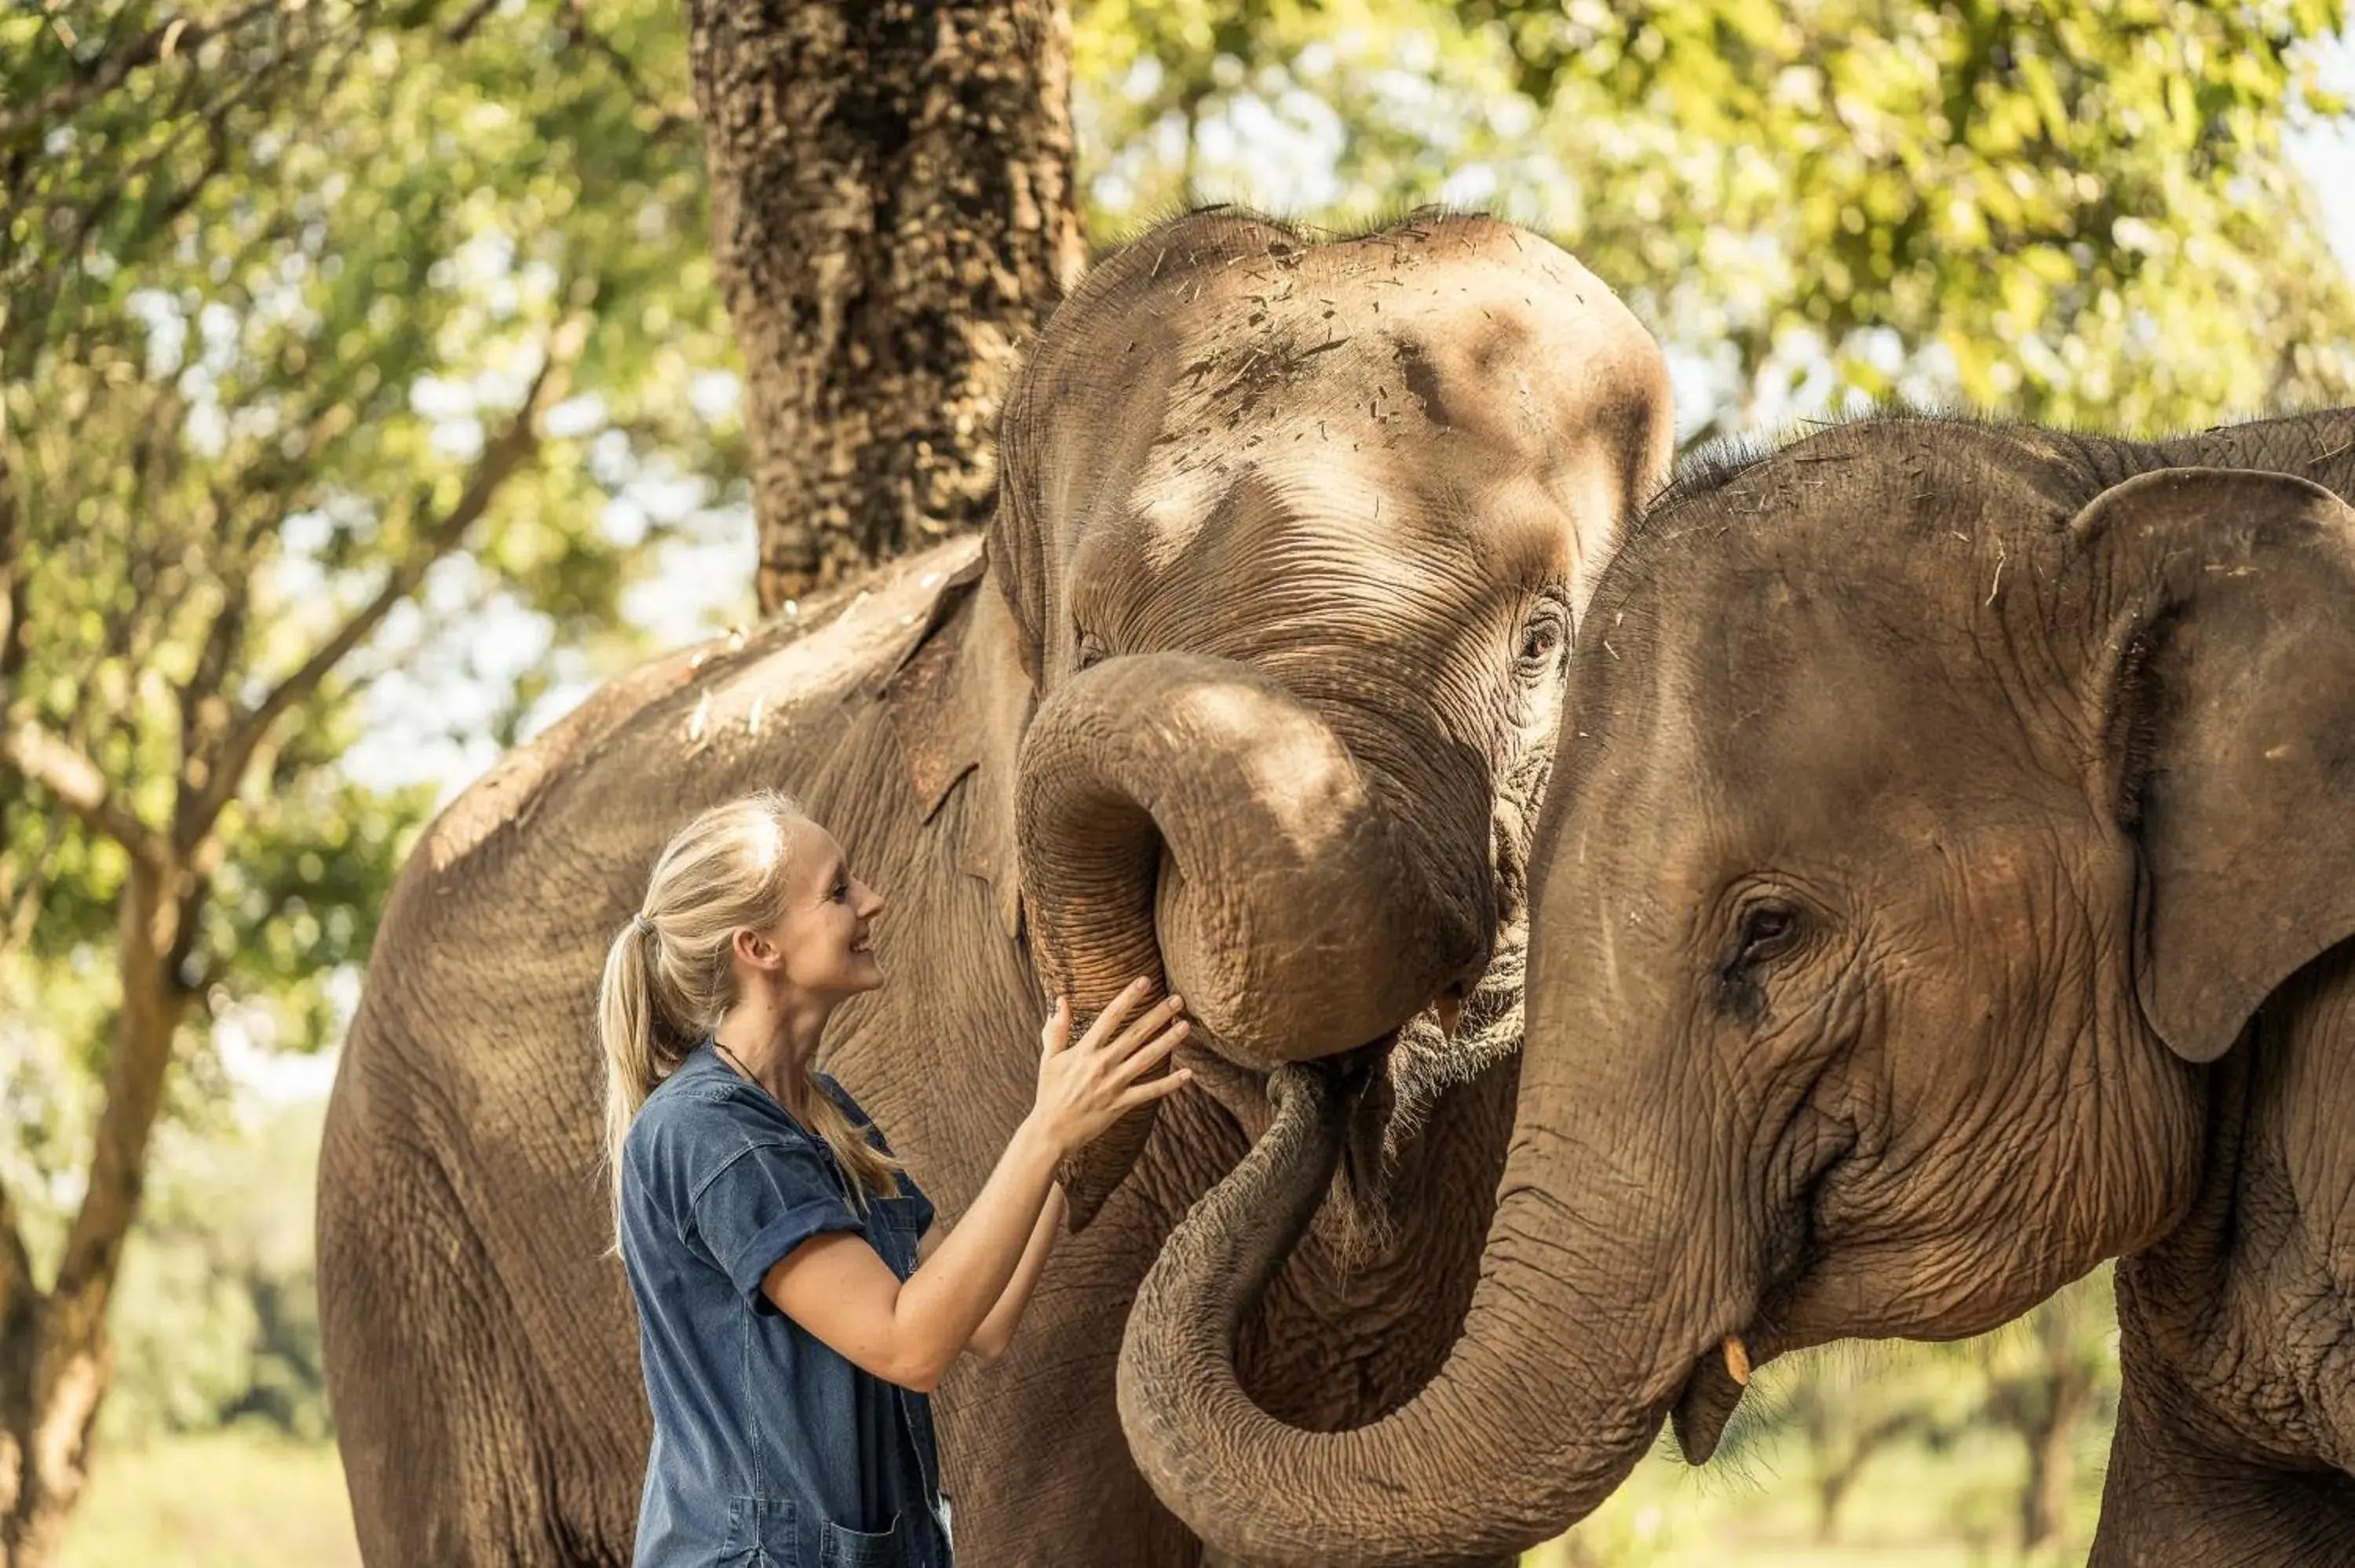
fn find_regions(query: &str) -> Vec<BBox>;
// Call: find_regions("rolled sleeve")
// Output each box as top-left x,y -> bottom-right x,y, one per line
690,1140 -> 860,1306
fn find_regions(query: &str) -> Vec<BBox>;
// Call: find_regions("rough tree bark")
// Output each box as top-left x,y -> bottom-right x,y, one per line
683,0 -> 1087,614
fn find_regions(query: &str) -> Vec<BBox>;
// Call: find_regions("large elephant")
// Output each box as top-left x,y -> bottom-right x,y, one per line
1117,407 -> 2355,1566
316,207 -> 1674,1566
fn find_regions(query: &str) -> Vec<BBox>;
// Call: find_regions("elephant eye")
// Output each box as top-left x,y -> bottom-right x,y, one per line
1713,898 -> 1807,1025
1733,901 -> 1802,967
1075,631 -> 1108,671
1516,599 -> 1571,683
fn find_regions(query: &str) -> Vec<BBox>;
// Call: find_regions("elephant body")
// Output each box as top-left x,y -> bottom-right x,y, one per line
318,210 -> 1671,1566
1115,409 -> 2355,1567
2105,950 -> 2355,1564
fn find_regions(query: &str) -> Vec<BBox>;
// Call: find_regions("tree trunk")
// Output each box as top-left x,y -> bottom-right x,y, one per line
0,857 -> 191,1566
1816,1462 -> 1853,1542
2019,1366 -> 2091,1552
683,0 -> 1087,614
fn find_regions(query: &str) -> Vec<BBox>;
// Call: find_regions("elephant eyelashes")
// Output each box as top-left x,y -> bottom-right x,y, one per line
1075,632 -> 1108,671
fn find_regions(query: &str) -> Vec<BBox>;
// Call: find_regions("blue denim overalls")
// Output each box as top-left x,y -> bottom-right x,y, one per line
622,1044 -> 951,1566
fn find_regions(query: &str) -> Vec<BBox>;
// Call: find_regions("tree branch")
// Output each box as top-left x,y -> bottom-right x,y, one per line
558,0 -> 696,141
0,1169 -> 38,1334
442,0 -> 504,45
0,720 -> 165,867
0,442 -> 24,698
178,304 -> 593,844
175,512 -> 252,771
0,0 -> 285,148
3,805 -> 73,954
48,859 -> 181,1333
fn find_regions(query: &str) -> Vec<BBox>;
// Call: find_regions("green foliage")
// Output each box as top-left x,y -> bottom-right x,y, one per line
0,1 -> 746,1482
1075,0 -> 2355,439
104,1101 -> 330,1442
1,0 -> 732,1134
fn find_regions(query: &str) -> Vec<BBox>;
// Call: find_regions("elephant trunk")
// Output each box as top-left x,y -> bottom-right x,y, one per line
1115,938 -> 1745,1565
1016,652 -> 1495,1221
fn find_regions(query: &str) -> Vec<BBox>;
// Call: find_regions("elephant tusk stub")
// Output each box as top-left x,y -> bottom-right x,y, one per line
1722,1333 -> 1751,1387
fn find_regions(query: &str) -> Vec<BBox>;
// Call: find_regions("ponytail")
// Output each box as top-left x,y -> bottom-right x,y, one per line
597,916 -> 663,1246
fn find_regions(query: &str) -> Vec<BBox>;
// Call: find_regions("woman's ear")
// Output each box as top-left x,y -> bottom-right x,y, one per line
2072,467 -> 2355,1063
732,924 -> 782,975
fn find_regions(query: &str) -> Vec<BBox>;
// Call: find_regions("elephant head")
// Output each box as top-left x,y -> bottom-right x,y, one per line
1115,411 -> 2355,1563
887,207 -> 1674,1221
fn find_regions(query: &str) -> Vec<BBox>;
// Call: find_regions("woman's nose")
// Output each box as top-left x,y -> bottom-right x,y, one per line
860,884 -> 886,919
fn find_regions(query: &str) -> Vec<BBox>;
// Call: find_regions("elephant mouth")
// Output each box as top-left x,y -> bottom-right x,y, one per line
1668,1109 -> 1860,1462
1371,914 -> 1527,1147
1670,1333 -> 1760,1464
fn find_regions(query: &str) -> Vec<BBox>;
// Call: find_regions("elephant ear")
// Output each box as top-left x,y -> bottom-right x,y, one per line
880,558 -> 1034,940
2072,467 -> 2355,1063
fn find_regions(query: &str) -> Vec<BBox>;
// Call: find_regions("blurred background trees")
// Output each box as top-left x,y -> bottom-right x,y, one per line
1,0 -> 726,1558
2,0 -> 2350,1563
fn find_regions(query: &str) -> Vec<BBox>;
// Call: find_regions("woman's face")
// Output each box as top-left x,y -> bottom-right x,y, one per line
748,827 -> 888,1001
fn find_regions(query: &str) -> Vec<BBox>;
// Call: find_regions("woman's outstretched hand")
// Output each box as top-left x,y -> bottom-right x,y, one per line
1029,978 -> 1193,1155
769,976 -> 1190,1391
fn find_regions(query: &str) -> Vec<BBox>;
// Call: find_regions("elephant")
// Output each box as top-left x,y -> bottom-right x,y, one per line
315,206 -> 1676,1566
1113,407 -> 2355,1566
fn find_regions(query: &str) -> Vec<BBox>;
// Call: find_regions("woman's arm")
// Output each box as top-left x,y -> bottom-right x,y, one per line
911,1180 -> 1062,1362
761,1116 -> 1062,1391
764,984 -> 1186,1393
964,1183 -> 1064,1362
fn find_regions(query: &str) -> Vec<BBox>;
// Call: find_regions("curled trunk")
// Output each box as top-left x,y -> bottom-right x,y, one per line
1115,979 -> 1739,1565
1016,652 -> 1492,1220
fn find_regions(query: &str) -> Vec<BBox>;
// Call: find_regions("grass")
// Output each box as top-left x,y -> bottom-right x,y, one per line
49,1422 -> 2102,1567
1527,1419 -> 2109,1567
63,1431 -> 360,1568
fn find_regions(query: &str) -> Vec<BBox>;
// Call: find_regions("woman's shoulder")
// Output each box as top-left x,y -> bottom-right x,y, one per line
629,1049 -> 798,1165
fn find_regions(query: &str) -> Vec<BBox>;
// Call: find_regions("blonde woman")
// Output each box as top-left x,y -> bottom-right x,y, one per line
600,789 -> 1191,1567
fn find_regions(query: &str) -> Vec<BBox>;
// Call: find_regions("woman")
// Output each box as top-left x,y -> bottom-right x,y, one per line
599,789 -> 1192,1566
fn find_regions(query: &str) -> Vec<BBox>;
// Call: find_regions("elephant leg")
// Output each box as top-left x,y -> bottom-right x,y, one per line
324,1171 -> 563,1561
2094,1361 -> 2355,1566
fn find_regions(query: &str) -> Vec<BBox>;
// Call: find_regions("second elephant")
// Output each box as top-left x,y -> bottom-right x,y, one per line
1123,408 -> 2355,1567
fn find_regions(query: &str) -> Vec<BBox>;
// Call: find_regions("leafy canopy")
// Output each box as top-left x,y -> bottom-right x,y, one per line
1075,0 -> 2355,439
1,0 -> 736,1264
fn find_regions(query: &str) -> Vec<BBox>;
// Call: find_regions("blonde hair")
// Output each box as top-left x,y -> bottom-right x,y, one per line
598,789 -> 901,1245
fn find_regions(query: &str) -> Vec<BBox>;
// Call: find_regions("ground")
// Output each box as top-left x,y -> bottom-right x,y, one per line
63,1432 -> 360,1568
59,1420 -> 2100,1566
